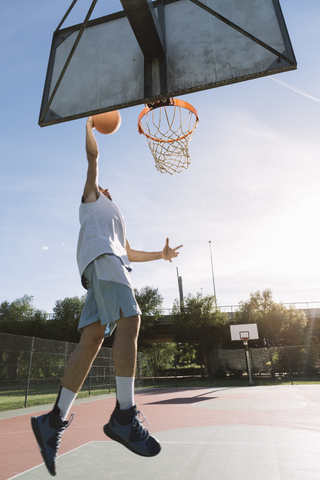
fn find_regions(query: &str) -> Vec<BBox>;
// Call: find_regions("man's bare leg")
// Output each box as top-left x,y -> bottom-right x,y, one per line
113,314 -> 141,377
104,313 -> 161,457
53,314 -> 140,417
61,320 -> 106,393
49,320 -> 106,421
31,320 -> 107,476
112,314 -> 140,409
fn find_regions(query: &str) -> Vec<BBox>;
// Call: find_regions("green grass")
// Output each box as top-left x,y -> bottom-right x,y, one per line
0,385 -> 116,412
2,376 -> 320,412
141,375 -> 320,389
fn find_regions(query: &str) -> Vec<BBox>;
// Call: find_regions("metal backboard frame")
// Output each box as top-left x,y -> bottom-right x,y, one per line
39,0 -> 297,126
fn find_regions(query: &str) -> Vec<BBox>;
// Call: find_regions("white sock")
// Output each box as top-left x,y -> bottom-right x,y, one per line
55,387 -> 77,420
115,376 -> 135,410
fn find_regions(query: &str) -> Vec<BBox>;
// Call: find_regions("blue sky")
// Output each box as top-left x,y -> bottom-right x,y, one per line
1,0 -> 319,314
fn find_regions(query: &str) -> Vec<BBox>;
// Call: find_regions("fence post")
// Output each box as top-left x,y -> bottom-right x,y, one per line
64,342 -> 68,367
142,354 -> 156,388
136,353 -> 143,388
140,353 -> 144,388
250,347 -> 256,385
25,336 -> 35,408
109,348 -> 112,393
286,347 -> 294,385
208,350 -> 213,386
174,354 -> 178,387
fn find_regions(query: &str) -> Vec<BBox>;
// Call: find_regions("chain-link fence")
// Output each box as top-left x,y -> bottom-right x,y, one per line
142,344 -> 320,386
0,333 -> 145,408
208,343 -> 320,382
2,332 -> 319,408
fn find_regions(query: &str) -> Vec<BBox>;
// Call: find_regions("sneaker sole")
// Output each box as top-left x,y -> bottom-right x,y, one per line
31,417 -> 56,476
103,423 -> 161,457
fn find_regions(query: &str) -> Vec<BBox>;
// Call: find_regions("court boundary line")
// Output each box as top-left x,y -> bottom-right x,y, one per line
6,441 -> 94,480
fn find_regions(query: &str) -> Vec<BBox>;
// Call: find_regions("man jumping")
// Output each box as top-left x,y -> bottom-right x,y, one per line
31,116 -> 182,476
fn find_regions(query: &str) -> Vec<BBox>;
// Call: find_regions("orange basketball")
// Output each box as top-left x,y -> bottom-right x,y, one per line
92,110 -> 121,135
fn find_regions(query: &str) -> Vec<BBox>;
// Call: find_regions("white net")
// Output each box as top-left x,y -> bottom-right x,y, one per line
138,100 -> 199,175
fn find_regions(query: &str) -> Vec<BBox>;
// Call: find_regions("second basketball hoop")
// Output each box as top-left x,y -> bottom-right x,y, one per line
138,98 -> 199,175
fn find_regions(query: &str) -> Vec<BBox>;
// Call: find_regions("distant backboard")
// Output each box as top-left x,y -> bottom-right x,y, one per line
230,323 -> 259,341
39,0 -> 297,126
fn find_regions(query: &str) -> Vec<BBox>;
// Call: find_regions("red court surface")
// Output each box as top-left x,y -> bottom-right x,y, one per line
1,385 -> 320,480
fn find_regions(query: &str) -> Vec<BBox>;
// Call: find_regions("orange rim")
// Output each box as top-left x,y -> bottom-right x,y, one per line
137,98 -> 199,143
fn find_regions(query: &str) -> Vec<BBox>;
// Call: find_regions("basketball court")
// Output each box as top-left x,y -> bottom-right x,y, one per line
1,385 -> 320,480
0,2 -> 307,479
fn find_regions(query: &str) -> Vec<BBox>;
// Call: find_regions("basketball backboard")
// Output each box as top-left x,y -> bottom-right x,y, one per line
230,324 -> 259,341
39,0 -> 297,126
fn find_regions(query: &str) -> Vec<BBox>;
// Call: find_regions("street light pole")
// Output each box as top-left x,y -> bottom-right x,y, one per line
209,241 -> 217,309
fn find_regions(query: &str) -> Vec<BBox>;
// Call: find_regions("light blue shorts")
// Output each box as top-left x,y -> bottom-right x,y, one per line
78,261 -> 141,338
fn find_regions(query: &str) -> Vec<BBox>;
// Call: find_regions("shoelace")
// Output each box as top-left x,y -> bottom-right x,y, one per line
132,410 -> 150,441
64,413 -> 74,429
54,413 -> 74,455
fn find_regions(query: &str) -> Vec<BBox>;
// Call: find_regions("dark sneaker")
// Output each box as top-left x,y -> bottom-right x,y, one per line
31,411 -> 74,476
103,403 -> 161,457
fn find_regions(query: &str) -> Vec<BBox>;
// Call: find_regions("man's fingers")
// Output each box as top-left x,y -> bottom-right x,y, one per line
164,239 -> 183,260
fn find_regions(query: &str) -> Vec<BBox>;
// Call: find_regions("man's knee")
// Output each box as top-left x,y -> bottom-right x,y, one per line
80,321 -> 105,349
116,315 -> 140,338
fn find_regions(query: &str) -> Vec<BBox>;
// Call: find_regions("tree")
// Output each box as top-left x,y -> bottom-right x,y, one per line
134,286 -> 163,348
0,295 -> 48,381
0,295 -> 43,323
171,293 -> 229,373
142,343 -> 175,378
50,295 -> 87,342
0,295 -> 47,337
233,289 -> 308,347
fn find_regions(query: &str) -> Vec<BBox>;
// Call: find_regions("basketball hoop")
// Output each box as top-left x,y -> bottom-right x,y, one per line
240,331 -> 250,345
138,98 -> 199,175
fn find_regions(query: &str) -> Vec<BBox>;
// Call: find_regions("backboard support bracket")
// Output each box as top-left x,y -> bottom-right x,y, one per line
120,0 -> 165,59
189,0 -> 295,66
143,1 -> 167,98
121,0 -> 167,98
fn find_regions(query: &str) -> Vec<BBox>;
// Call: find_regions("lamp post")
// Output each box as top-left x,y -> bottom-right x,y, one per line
208,241 -> 217,309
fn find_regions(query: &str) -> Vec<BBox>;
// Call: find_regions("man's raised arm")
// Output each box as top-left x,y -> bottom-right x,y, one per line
83,117 -> 100,203
126,238 -> 183,263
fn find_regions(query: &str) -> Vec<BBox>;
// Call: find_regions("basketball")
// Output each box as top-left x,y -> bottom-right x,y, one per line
92,110 -> 121,135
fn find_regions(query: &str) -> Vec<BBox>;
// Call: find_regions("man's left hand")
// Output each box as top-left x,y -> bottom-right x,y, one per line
162,238 -> 183,262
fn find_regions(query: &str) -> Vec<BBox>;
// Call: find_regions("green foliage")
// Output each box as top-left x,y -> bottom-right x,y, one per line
272,346 -> 318,375
234,289 -> 308,347
134,286 -> 163,348
0,294 -> 87,343
50,295 -> 87,342
0,294 -> 46,323
171,292 -> 229,353
0,295 -> 47,337
53,296 -> 86,322
175,344 -> 197,366
142,343 -> 175,377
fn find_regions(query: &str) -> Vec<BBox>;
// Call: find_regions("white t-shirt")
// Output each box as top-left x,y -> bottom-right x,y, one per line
76,194 -> 132,288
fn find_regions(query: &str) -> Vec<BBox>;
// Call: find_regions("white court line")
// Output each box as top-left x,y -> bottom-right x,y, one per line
159,441 -> 319,447
6,441 -> 95,480
91,439 -> 320,448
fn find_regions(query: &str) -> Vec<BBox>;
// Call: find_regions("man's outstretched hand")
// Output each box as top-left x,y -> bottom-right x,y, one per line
86,116 -> 94,130
162,238 -> 183,262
